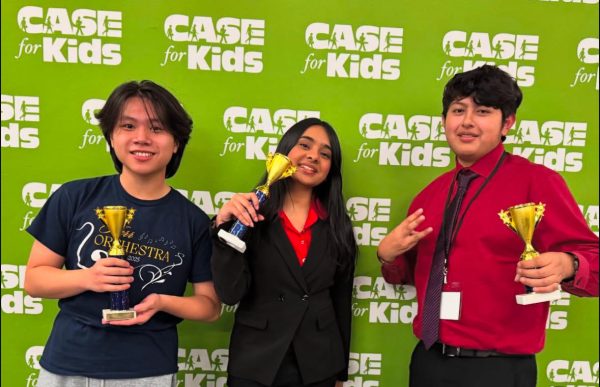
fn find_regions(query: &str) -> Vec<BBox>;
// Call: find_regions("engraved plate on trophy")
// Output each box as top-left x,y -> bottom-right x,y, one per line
218,152 -> 296,253
498,202 -> 562,305
95,206 -> 137,320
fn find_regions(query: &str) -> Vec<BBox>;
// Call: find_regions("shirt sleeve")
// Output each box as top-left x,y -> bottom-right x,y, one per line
26,184 -> 74,257
189,208 -> 214,283
381,199 -> 420,285
532,170 -> 598,297
331,256 -> 355,381
210,220 -> 252,305
381,248 -> 416,285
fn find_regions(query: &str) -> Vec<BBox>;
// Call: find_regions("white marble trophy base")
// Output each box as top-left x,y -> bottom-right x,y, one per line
516,288 -> 562,305
103,309 -> 136,321
218,229 -> 247,253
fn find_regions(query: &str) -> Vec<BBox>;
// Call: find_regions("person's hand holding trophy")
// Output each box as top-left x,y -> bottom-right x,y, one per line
95,205 -> 137,320
499,202 -> 562,305
218,152 -> 296,253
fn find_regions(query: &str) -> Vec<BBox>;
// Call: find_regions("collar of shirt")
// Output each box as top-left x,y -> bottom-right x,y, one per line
278,199 -> 326,265
454,142 -> 505,178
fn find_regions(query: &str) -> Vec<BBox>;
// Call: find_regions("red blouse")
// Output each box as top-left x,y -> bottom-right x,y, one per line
279,200 -> 327,266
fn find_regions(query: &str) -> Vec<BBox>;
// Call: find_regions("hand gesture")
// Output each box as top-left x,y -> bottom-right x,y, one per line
377,208 -> 433,262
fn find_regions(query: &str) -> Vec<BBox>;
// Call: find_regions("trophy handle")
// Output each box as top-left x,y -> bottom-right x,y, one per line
265,152 -> 275,171
498,210 -> 516,232
534,203 -> 545,226
280,166 -> 296,179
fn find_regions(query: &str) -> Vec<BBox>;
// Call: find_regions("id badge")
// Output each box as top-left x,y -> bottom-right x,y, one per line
440,291 -> 461,320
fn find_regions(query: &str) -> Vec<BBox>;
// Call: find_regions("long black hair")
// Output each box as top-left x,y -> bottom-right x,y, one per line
259,118 -> 357,271
96,80 -> 193,178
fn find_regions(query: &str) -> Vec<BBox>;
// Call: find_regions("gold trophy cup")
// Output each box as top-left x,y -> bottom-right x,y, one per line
95,206 -> 137,320
218,152 -> 296,253
498,202 -> 562,305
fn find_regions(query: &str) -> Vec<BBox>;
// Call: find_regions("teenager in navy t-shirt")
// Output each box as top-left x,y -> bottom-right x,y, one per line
25,80 -> 221,386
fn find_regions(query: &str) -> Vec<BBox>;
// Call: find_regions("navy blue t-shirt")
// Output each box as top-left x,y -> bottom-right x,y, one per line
27,175 -> 212,378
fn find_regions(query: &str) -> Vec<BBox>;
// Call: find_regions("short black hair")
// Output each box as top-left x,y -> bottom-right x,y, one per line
442,65 -> 523,122
96,80 -> 193,178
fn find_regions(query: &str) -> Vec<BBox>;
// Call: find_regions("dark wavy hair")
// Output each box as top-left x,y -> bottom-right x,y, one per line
442,65 -> 522,141
259,118 -> 357,271
95,80 -> 193,178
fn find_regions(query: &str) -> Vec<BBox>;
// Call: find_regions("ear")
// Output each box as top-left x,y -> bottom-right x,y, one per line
441,114 -> 448,134
501,114 -> 516,137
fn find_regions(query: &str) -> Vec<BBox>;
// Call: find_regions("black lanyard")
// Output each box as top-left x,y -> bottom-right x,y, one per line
441,152 -> 507,266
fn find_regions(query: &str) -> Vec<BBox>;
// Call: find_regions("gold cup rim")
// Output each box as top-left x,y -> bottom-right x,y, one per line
271,152 -> 293,164
507,202 -> 537,210
101,205 -> 128,211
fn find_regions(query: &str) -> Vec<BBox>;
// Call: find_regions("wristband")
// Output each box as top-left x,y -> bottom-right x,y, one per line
562,252 -> 579,283
377,253 -> 395,265
570,254 -> 580,277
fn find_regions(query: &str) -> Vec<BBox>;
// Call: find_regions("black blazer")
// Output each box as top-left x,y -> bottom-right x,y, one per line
211,218 -> 354,386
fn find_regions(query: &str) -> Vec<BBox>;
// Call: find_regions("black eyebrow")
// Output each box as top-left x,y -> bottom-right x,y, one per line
119,115 -> 162,124
299,135 -> 332,151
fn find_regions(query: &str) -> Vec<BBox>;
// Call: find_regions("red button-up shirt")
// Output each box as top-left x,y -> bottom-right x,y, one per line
382,144 -> 599,354
279,200 -> 327,266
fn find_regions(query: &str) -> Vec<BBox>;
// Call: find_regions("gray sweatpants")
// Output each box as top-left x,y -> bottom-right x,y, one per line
37,367 -> 177,387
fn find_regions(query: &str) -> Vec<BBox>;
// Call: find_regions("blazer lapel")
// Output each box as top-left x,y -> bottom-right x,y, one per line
271,218 -> 309,293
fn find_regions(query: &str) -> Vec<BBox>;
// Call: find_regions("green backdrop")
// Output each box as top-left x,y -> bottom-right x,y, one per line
2,1 -> 598,386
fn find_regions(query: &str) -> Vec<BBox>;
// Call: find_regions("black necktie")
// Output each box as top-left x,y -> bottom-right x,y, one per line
421,169 -> 478,349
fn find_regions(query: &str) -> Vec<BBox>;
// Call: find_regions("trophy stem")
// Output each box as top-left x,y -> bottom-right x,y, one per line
103,250 -> 136,320
109,240 -> 125,257
111,290 -> 130,310
218,190 -> 268,253
255,184 -> 270,196
229,190 -> 267,240
109,251 -> 131,311
520,243 -> 539,261
521,244 -> 539,294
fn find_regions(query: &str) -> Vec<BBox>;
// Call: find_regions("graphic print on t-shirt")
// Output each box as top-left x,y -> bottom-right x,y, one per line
73,216 -> 185,292
75,221 -> 108,268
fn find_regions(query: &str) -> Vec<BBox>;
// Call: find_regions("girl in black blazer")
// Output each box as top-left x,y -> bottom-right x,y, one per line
211,118 -> 357,387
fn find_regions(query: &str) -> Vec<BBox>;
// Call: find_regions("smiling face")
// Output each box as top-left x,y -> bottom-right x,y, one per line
286,125 -> 332,189
443,96 -> 515,167
109,97 -> 178,181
